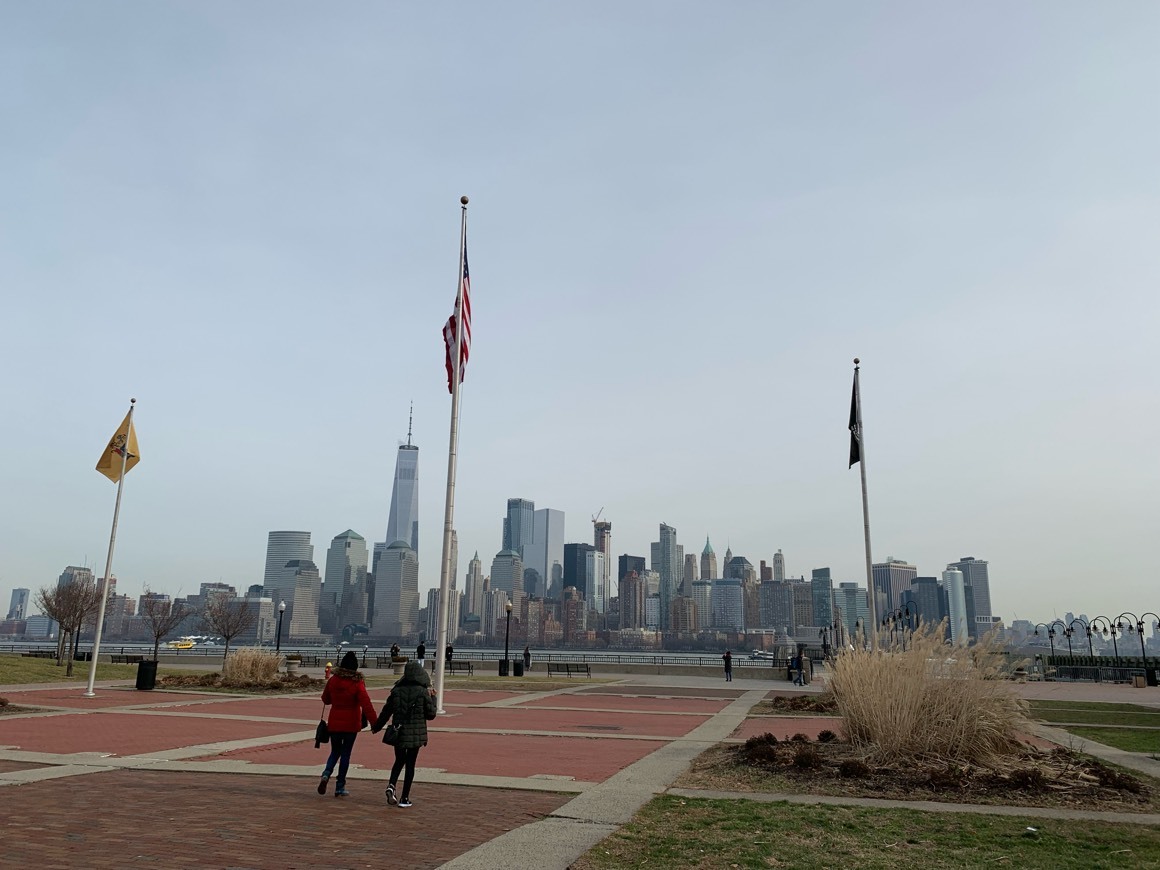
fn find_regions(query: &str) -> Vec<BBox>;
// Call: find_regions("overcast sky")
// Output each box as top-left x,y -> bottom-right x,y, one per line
2,3 -> 1157,626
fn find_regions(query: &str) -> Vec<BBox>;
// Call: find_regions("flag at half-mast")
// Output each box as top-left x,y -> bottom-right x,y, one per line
443,243 -> 471,393
848,374 -> 861,468
96,411 -> 140,482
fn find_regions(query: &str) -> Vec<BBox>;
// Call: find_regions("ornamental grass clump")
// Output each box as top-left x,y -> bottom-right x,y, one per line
222,648 -> 282,686
828,621 -> 1029,766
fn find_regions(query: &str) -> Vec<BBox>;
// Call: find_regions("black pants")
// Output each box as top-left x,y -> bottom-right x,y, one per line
390,745 -> 421,799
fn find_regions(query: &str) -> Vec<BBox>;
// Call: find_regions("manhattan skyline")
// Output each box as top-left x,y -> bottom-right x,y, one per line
1,4 -> 1157,622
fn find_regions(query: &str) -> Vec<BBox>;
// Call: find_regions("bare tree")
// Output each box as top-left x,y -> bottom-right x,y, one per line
139,593 -> 190,661
201,597 -> 256,662
33,586 -> 68,666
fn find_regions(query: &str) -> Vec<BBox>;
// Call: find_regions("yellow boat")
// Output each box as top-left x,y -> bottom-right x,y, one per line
167,639 -> 195,650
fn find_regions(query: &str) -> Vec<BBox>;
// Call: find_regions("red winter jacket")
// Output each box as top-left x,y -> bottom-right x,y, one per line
322,669 -> 377,734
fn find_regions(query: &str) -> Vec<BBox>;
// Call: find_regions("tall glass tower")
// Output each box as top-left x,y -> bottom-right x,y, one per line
385,410 -> 420,551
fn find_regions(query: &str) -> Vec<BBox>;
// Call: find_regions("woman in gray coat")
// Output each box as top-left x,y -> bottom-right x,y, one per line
372,659 -> 437,808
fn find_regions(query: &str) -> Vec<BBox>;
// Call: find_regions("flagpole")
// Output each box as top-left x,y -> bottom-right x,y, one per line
434,196 -> 468,714
84,398 -> 135,697
853,361 -> 879,652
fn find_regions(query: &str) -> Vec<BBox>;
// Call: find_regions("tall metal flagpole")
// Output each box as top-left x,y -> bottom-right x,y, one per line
853,360 -> 879,652
434,196 -> 468,714
84,398 -> 135,697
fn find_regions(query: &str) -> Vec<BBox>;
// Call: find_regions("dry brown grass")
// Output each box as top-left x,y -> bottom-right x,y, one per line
221,648 -> 282,686
828,622 -> 1029,766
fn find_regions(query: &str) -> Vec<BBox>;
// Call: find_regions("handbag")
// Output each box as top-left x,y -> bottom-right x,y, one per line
315,703 -> 330,748
381,697 -> 418,746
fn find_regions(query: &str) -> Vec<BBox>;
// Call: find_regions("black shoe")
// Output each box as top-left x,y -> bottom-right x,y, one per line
386,784 -> 398,806
317,775 -> 329,795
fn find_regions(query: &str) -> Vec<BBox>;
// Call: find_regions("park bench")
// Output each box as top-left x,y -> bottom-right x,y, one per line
21,651 -> 55,658
297,654 -> 322,667
110,654 -> 144,664
445,661 -> 474,676
546,662 -> 590,679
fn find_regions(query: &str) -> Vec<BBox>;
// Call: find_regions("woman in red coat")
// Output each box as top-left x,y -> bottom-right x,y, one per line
318,651 -> 377,797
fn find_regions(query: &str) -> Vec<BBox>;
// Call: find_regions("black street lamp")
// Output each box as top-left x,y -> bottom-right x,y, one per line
1069,617 -> 1094,658
1033,622 -> 1056,658
1090,616 -> 1118,660
275,600 -> 286,653
1048,619 -> 1069,657
503,599 -> 513,676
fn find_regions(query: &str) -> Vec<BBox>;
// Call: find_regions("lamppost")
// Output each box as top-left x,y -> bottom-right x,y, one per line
502,599 -> 513,677
275,600 -> 286,653
1069,617 -> 1094,658
1090,616 -> 1117,659
1049,619 -> 1069,657
818,627 -> 832,658
1033,623 -> 1056,658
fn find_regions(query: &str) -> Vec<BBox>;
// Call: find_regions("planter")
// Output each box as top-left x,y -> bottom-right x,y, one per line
286,660 -> 300,675
392,663 -> 406,676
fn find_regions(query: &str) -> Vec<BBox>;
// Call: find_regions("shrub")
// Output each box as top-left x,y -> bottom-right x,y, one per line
839,758 -> 871,778
0,696 -> 8,707
828,622 -> 1029,766
1006,767 -> 1047,790
792,746 -> 822,769
790,733 -> 810,743
222,648 -> 283,686
744,733 -> 779,749
817,730 -> 838,743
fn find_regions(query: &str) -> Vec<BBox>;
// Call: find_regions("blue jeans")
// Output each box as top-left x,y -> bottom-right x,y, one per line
323,732 -> 357,788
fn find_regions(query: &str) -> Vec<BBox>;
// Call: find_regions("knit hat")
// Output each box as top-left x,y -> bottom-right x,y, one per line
340,651 -> 359,671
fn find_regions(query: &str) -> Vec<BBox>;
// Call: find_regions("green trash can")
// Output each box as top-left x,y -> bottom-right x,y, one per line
135,659 -> 158,690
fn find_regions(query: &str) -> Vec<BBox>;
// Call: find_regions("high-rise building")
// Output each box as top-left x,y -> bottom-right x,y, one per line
503,498 -> 535,558
490,550 -> 525,604
563,543 -> 595,599
619,554 -> 646,581
375,541 -> 419,638
263,531 -> 313,605
872,558 -> 917,614
641,569 -> 660,597
947,557 -> 991,626
759,561 -> 772,582
670,597 -> 697,632
324,530 -> 369,635
811,569 -> 834,626
586,549 -> 608,613
464,552 -> 485,619
691,580 -> 713,631
482,588 -> 511,640
425,587 -> 461,645
725,556 -> 756,583
7,588 -> 30,620
772,549 -> 785,582
760,580 -> 794,633
593,519 -> 612,606
791,581 -> 814,633
57,566 -> 94,589
682,553 -> 698,597
385,414 -> 420,552
526,508 -> 565,599
905,577 -> 946,638
284,559 -> 323,640
943,568 -> 968,646
836,582 -> 869,640
701,537 -> 717,581
650,524 -> 680,631
620,572 -> 646,630
711,579 -> 745,631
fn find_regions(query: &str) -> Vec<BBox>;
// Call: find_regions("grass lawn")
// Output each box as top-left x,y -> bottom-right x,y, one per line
1068,727 -> 1160,754
1029,701 -> 1160,728
0,655 -> 197,685
572,796 -> 1160,870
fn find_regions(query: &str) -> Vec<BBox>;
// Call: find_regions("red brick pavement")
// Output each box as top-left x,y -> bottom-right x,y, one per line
213,731 -> 667,781
730,716 -> 844,741
0,711 -> 305,755
521,694 -> 730,714
0,687 -> 204,709
1,768 -> 570,870
0,759 -> 47,773
576,685 -> 747,699
431,705 -> 710,737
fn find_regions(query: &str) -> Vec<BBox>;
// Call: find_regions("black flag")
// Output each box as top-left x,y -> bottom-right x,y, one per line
848,374 -> 861,468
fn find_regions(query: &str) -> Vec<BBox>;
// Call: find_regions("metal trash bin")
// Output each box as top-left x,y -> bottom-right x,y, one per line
498,659 -> 509,677
512,660 -> 524,677
1147,668 -> 1158,688
135,659 -> 158,691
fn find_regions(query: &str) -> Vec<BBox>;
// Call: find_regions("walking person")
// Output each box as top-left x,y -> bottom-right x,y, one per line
722,649 -> 733,682
372,660 -> 437,809
445,643 -> 453,663
522,645 -> 531,673
318,651 -> 377,798
416,641 -> 426,666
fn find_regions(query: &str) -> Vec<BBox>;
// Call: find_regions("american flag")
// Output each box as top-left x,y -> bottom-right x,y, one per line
443,244 -> 471,393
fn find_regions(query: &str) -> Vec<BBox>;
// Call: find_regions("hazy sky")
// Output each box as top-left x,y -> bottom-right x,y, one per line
2,3 -> 1158,626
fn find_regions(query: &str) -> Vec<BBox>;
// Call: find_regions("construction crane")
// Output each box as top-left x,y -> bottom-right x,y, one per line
591,507 -> 604,525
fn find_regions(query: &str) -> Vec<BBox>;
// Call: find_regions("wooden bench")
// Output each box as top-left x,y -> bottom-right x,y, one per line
445,661 -> 474,676
110,654 -> 145,664
298,655 -> 322,667
546,662 -> 590,679
21,651 -> 55,658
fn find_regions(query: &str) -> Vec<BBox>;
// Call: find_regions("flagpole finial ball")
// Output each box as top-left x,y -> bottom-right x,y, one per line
130,397 -> 136,404
460,195 -> 469,205
853,358 -> 860,365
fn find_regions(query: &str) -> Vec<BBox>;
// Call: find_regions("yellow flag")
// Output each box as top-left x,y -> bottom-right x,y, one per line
96,411 -> 140,483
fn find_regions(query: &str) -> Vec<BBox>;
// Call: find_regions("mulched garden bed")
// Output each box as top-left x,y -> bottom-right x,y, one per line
679,731 -> 1160,813
753,694 -> 839,715
155,673 -> 326,693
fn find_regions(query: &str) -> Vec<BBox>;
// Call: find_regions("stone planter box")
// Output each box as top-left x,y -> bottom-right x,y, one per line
285,660 -> 301,675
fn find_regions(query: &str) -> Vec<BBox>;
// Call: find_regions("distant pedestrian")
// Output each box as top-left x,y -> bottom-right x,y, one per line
791,654 -> 804,686
416,642 -> 426,665
445,644 -> 453,662
722,650 -> 733,682
373,660 -> 437,809
523,645 -> 531,673
318,651 -> 377,799
390,643 -> 401,660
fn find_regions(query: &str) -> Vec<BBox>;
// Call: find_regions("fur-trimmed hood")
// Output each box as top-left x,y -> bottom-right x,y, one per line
332,667 -> 364,682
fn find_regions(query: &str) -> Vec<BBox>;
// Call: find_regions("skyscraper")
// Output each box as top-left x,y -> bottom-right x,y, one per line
836,582 -> 869,640
620,572 -> 646,630
811,569 -> 834,626
772,549 -> 785,582
711,579 -> 745,630
619,554 -> 646,581
503,498 -> 535,558
563,543 -> 595,599
284,559 -> 323,640
701,537 -> 717,581
593,518 -> 612,606
57,566 -> 94,589
464,551 -> 485,619
586,549 -> 608,613
490,550 -> 525,604
324,530 -> 369,634
650,524 -> 680,631
692,580 -> 713,631
947,557 -> 991,626
375,541 -> 419,637
263,531 -> 313,605
943,568 -> 968,646
385,415 -> 420,552
872,558 -> 917,614
682,553 -> 698,597
526,508 -> 565,598
7,588 -> 30,620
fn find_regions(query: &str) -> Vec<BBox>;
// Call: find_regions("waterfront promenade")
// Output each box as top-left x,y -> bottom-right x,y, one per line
1,669 -> 1156,868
